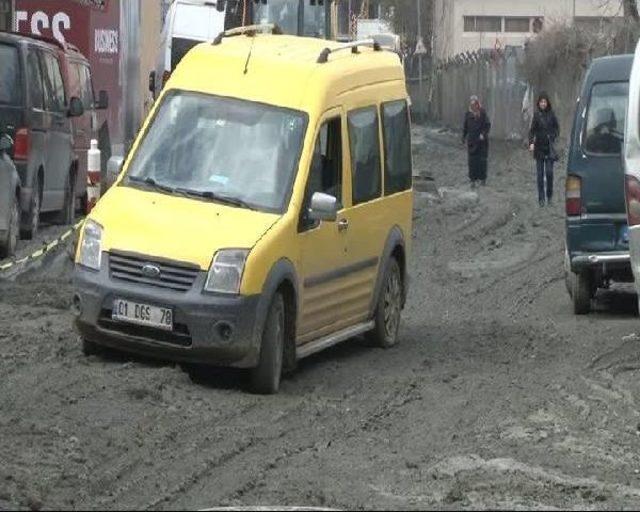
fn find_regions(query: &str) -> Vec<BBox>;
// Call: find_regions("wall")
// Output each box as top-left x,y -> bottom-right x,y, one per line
428,47 -> 528,140
139,3 -> 161,117
434,0 -> 624,61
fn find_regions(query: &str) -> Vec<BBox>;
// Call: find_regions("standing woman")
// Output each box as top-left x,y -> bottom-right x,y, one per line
462,95 -> 492,188
529,92 -> 560,207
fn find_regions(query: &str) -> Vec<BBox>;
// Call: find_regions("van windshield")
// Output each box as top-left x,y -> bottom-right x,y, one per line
0,45 -> 20,106
125,91 -> 308,213
584,81 -> 629,156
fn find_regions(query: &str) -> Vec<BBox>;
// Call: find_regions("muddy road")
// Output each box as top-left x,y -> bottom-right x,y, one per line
3,127 -> 640,510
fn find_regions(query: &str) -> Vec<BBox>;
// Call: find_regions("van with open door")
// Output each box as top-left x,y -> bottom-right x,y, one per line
565,54 -> 633,314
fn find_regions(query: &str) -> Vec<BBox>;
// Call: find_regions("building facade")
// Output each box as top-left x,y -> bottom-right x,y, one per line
433,0 -> 624,61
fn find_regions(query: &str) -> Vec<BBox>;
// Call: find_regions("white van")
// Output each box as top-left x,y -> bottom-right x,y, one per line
150,0 -> 231,98
624,41 -> 640,306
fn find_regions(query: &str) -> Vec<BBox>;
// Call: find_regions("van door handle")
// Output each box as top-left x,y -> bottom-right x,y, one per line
338,219 -> 349,232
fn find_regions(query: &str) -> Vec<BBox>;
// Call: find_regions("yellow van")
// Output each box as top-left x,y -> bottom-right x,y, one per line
73,27 -> 413,394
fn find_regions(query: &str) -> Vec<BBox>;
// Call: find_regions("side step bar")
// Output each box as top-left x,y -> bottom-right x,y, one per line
296,321 -> 374,360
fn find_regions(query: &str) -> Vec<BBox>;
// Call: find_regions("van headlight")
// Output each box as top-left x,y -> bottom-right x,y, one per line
204,249 -> 249,294
78,220 -> 103,271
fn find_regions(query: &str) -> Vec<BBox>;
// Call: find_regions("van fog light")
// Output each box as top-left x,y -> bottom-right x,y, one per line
217,322 -> 234,342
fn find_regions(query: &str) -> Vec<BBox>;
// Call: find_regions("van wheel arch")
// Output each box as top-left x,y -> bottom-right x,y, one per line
254,259 -> 300,372
371,227 -> 408,316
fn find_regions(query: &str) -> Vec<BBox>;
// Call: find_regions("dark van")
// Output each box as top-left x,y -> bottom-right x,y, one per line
565,54 -> 633,314
0,31 -> 84,238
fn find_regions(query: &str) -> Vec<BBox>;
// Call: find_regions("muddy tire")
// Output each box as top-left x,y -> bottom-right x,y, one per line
81,337 -> 100,357
0,195 -> 19,259
572,271 -> 592,315
21,174 -> 40,240
367,258 -> 403,348
250,293 -> 285,395
564,249 -> 574,297
56,171 -> 76,226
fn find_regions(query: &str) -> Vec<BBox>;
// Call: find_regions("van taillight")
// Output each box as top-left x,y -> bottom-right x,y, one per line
625,175 -> 640,227
566,175 -> 582,216
14,128 -> 30,161
162,71 -> 171,86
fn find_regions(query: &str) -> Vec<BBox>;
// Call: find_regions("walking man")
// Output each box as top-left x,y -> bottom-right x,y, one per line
462,95 -> 491,188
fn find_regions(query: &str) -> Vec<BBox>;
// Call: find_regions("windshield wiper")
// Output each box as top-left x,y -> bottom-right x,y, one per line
176,188 -> 256,210
127,175 -> 176,194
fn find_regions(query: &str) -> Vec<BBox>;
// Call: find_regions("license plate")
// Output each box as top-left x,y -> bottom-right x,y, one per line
112,299 -> 173,331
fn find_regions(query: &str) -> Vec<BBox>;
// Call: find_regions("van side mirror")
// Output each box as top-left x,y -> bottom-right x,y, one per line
68,97 -> 84,118
308,192 -> 337,222
106,155 -> 124,189
96,90 -> 109,110
0,134 -> 13,153
148,71 -> 156,94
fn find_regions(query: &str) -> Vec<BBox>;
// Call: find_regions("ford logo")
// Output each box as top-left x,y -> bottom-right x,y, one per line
141,264 -> 161,278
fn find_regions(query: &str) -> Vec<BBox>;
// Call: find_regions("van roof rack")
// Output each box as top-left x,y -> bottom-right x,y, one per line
212,23 -> 282,45
317,39 -> 382,64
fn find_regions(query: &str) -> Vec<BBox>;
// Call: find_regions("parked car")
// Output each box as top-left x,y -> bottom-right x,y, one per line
75,31 -> 413,394
60,42 -> 109,213
0,133 -> 20,258
624,43 -> 640,310
0,31 -> 85,239
565,54 -> 633,314
150,0 -> 228,99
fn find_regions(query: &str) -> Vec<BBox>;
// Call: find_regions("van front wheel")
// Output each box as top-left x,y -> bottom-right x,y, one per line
572,271 -> 592,315
250,293 -> 285,395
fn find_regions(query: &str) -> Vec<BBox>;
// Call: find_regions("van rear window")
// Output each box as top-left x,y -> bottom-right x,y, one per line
0,45 -> 20,106
584,82 -> 628,155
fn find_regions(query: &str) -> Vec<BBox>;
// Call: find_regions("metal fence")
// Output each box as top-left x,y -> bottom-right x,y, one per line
425,47 -> 529,140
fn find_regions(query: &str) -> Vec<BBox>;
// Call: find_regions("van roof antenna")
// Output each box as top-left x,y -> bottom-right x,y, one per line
244,36 -> 256,74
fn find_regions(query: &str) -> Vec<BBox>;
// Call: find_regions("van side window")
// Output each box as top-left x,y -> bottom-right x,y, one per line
27,50 -> 45,110
301,118 -> 342,230
584,81 -> 628,156
42,52 -> 66,113
382,100 -> 412,194
79,64 -> 95,109
348,107 -> 382,205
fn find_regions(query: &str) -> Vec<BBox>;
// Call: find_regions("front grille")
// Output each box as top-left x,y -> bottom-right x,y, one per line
99,310 -> 192,348
109,251 -> 200,292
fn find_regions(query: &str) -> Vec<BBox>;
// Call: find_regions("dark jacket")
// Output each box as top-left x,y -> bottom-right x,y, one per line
462,109 -> 491,156
529,108 -> 559,160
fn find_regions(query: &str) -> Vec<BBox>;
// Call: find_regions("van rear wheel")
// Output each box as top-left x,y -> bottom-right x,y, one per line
56,171 -> 76,225
0,196 -> 19,258
572,271 -> 592,315
250,293 -> 285,395
21,174 -> 41,240
367,258 -> 403,348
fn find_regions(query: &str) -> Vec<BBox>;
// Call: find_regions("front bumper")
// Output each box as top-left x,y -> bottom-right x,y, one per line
73,261 -> 262,368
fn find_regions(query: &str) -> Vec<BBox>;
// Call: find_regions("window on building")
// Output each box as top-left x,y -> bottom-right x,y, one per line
505,17 -> 531,33
464,16 -> 502,33
0,0 -> 11,32
348,107 -> 382,205
382,101 -> 412,195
